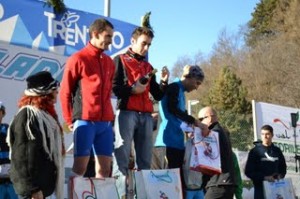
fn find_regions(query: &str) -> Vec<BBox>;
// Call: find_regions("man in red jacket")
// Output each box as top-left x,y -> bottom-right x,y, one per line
60,18 -> 115,178
112,20 -> 169,180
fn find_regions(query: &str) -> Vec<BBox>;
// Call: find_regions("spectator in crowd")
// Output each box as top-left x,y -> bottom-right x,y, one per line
198,106 -> 236,199
155,65 -> 207,196
112,15 -> 169,179
7,71 -> 65,199
60,18 -> 115,178
245,124 -> 287,199
0,102 -> 18,199
232,151 -> 243,199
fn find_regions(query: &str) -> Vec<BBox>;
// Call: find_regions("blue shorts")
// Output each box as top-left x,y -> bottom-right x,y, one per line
73,120 -> 113,157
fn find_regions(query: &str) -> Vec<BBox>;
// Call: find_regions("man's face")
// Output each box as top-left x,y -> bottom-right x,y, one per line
261,129 -> 273,146
131,34 -> 152,56
93,26 -> 114,50
198,109 -> 217,127
185,78 -> 202,92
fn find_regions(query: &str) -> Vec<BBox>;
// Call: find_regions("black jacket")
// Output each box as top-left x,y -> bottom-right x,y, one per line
245,142 -> 287,199
8,108 -> 57,197
202,122 -> 236,188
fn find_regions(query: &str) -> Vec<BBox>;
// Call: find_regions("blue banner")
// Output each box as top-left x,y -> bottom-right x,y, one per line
0,0 -> 136,124
0,0 -> 135,56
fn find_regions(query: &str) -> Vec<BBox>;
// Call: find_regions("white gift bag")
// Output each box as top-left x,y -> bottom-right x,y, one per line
136,169 -> 183,199
134,170 -> 147,199
190,130 -> 221,176
70,177 -> 119,199
263,178 -> 296,199
183,139 -> 203,189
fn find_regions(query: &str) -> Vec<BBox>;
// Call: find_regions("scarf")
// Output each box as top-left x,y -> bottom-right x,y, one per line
7,105 -> 65,199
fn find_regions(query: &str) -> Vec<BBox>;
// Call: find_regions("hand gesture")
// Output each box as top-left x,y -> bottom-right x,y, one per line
160,66 -> 169,83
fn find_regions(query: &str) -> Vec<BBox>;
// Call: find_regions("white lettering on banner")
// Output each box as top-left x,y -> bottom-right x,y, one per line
44,11 -> 125,50
44,11 -> 55,37
44,11 -> 88,46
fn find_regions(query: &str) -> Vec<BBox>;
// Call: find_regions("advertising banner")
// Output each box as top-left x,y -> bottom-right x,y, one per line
0,0 -> 136,123
0,1 -> 137,198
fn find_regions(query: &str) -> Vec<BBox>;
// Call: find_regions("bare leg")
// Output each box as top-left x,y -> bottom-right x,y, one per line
72,156 -> 90,175
95,155 -> 112,178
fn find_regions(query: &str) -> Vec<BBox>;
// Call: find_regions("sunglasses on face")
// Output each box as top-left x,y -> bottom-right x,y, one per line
198,116 -> 208,121
199,115 -> 216,121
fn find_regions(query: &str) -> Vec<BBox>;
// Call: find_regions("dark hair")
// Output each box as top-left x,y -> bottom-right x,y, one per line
261,124 -> 273,135
89,18 -> 114,38
0,105 -> 5,115
132,26 -> 154,40
182,65 -> 205,82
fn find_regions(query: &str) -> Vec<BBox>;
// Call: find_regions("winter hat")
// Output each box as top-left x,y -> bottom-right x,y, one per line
0,101 -> 5,115
24,71 -> 60,96
182,65 -> 205,81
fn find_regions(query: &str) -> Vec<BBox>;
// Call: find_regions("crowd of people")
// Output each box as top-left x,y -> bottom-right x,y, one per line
0,16 -> 287,199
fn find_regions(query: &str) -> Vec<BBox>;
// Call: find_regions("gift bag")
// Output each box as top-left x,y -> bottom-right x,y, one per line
134,170 -> 147,199
190,129 -> 221,176
183,139 -> 203,189
136,168 -> 183,199
263,178 -> 296,199
70,176 -> 119,199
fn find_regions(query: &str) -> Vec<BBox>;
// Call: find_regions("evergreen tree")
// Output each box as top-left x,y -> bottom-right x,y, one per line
246,0 -> 278,46
46,0 -> 66,13
204,66 -> 253,150
207,66 -> 251,114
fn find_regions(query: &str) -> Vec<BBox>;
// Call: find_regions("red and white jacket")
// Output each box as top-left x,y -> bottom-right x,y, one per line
112,48 -> 167,113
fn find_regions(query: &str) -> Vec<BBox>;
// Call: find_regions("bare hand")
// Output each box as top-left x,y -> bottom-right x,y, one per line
264,175 -> 275,182
187,132 -> 194,139
31,190 -> 43,199
160,66 -> 169,82
68,124 -> 73,132
194,120 -> 209,137
132,81 -> 147,94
